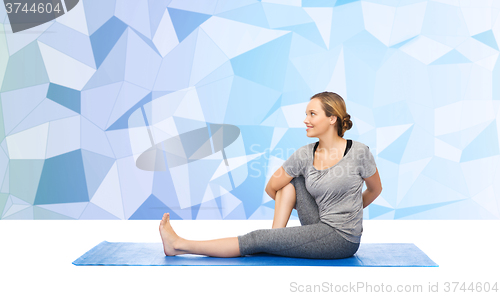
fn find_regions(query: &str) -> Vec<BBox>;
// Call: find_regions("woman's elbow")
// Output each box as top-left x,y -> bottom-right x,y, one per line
366,185 -> 382,197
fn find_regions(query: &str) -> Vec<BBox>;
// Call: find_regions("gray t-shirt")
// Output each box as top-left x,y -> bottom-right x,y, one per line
282,140 -> 377,243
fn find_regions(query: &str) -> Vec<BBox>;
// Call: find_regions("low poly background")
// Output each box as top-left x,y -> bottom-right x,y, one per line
0,0 -> 499,220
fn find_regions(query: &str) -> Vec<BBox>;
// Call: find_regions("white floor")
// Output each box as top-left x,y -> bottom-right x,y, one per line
1,220 -> 499,296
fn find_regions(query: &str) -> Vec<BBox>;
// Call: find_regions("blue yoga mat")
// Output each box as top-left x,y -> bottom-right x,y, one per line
72,241 -> 438,267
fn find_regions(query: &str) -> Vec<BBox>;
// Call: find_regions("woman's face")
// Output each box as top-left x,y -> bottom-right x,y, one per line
304,98 -> 337,137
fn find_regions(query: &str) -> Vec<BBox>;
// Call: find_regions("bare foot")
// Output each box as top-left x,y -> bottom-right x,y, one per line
159,213 -> 184,256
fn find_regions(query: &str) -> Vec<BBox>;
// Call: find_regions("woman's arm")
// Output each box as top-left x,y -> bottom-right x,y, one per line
362,168 -> 382,208
265,166 -> 294,200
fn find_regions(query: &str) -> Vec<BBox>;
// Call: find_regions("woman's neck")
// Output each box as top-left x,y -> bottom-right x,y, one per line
316,136 -> 346,154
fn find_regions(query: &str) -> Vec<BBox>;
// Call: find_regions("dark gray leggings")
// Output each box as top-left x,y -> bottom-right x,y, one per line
238,175 -> 360,259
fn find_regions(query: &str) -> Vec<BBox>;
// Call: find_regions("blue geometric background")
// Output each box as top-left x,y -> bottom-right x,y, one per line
0,0 -> 499,220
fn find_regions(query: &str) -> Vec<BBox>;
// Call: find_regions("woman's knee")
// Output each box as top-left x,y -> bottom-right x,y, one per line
290,175 -> 304,186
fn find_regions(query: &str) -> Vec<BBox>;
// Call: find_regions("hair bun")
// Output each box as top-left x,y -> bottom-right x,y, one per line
343,114 -> 353,131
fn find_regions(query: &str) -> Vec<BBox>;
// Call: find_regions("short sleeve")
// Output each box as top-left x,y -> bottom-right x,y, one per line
282,146 -> 308,178
359,145 -> 377,179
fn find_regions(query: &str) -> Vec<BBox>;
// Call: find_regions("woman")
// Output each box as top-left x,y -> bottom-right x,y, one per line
159,91 -> 382,259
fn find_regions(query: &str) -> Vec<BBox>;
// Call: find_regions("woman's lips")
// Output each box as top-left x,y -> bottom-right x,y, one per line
306,127 -> 313,131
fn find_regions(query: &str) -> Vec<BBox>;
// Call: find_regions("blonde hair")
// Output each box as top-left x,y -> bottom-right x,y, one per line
310,91 -> 353,137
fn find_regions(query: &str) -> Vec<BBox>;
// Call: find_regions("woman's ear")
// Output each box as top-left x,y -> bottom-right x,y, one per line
330,115 -> 337,125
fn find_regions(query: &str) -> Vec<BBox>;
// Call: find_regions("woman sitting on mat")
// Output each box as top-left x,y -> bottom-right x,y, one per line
159,91 -> 382,259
